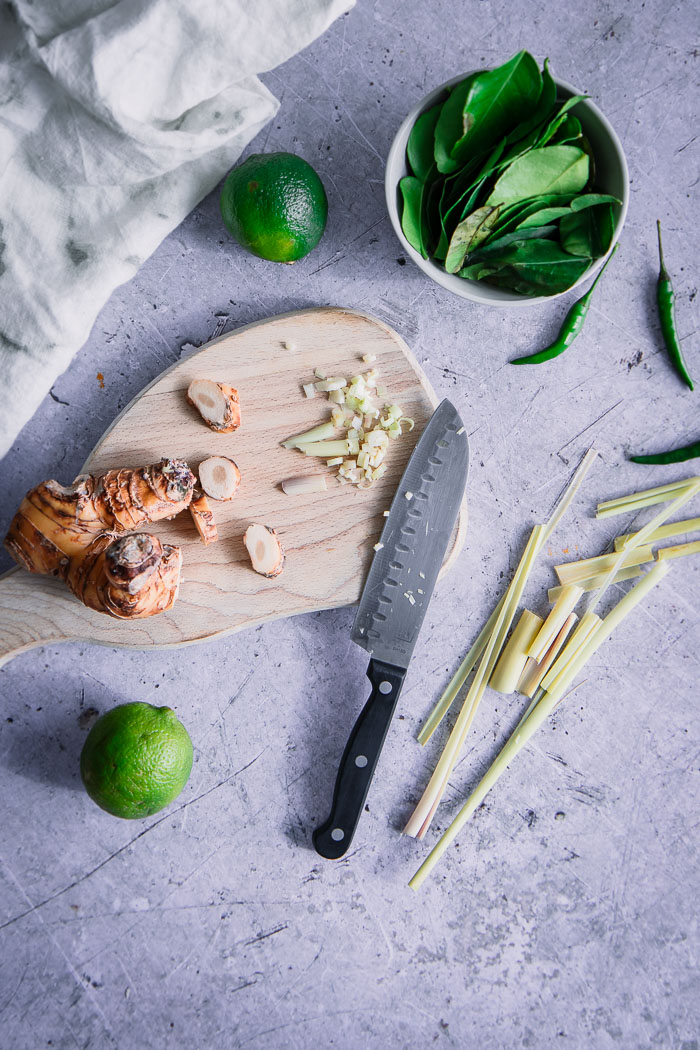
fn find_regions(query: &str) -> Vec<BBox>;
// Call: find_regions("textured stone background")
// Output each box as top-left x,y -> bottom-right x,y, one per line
1,2 -> 699,1048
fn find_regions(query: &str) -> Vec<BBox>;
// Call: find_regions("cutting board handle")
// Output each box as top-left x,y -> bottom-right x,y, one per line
0,569 -> 73,669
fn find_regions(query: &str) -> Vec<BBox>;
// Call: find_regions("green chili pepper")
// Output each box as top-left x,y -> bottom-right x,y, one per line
510,245 -> 618,366
630,439 -> 700,465
656,219 -> 693,390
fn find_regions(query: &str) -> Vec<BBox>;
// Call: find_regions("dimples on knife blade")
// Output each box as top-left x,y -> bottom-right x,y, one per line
352,399 -> 469,668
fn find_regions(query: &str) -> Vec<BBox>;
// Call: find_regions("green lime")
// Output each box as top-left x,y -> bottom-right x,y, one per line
80,702 -> 193,820
220,152 -> 328,262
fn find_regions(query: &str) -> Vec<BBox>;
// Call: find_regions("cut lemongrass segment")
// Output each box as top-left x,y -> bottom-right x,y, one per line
408,684 -> 584,892
548,565 -> 642,603
595,477 -> 699,518
542,448 -> 599,543
281,475 -> 328,495
409,564 -> 671,892
489,610 -> 544,694
408,449 -> 600,831
517,612 -> 577,698
416,596 -> 506,746
554,546 -> 653,586
299,440 -> 351,458
527,584 -> 582,662
614,516 -> 700,550
281,421 -> 337,448
314,377 -> 346,392
586,478 -> 700,614
540,609 -> 601,694
656,539 -> 700,560
403,525 -> 545,840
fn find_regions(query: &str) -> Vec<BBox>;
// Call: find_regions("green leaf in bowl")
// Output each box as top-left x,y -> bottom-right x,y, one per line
485,145 -> 589,206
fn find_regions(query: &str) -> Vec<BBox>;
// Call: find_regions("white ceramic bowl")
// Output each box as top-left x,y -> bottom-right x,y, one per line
385,72 -> 629,306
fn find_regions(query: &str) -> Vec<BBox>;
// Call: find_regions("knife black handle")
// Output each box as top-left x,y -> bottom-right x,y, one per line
312,659 -> 406,859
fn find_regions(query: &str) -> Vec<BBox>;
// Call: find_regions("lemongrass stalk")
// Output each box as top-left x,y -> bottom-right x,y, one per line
298,440 -> 351,457
540,610 -> 602,693
410,565 -> 670,891
548,567 -> 642,602
548,562 -> 671,703
595,477 -> 699,518
408,686 -> 567,891
416,596 -> 506,746
657,539 -> 700,560
614,516 -> 700,551
314,377 -> 346,392
542,448 -> 599,543
586,479 -> 700,614
518,612 -> 578,698
527,585 -> 582,662
282,421 -> 336,448
489,610 -> 544,694
404,525 -> 545,839
554,546 -> 653,586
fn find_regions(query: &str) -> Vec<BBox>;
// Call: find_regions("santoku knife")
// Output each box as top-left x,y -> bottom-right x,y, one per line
312,399 -> 469,858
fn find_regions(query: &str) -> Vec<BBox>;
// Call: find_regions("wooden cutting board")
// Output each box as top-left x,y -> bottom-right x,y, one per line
0,308 -> 467,668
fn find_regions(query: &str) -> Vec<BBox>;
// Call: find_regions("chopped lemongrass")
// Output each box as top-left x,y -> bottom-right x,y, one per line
362,353 -> 377,363
330,407 -> 344,427
348,437 -> 360,455
314,367 -> 326,380
555,546 -> 654,585
614,516 -> 700,550
547,565 -> 643,602
387,404 -> 403,421
527,585 -> 582,662
303,383 -> 316,399
372,464 -> 387,481
540,610 -> 602,693
416,597 -> 507,746
656,539 -> 700,560
410,564 -> 671,891
404,525 -> 545,840
357,450 -> 368,469
517,612 -> 577,698
326,457 -> 343,467
489,610 -> 544,694
328,389 -> 345,405
282,421 -> 337,448
587,478 -> 700,614
405,491 -> 413,500
282,340 -> 296,351
366,430 -> 389,448
400,417 -> 415,432
456,426 -> 465,436
595,477 -> 699,518
376,384 -> 388,397
281,475 -> 328,495
298,440 -> 351,457
383,510 -> 390,517
347,428 -> 360,441
386,423 -> 402,439
314,377 -> 346,392
373,542 -> 384,552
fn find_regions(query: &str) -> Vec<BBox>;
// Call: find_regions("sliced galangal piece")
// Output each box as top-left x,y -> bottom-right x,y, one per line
189,489 -> 218,545
244,524 -> 285,578
186,379 -> 241,433
198,456 -> 241,501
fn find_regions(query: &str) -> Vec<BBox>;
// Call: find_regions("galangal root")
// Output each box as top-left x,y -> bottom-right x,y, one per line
244,524 -> 285,578
198,456 -> 241,501
187,379 -> 241,433
189,489 -> 218,545
4,458 -> 195,618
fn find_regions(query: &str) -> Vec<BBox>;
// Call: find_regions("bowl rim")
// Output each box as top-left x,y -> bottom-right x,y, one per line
385,70 -> 630,307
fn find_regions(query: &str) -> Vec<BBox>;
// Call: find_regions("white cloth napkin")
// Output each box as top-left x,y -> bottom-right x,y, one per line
0,0 -> 354,458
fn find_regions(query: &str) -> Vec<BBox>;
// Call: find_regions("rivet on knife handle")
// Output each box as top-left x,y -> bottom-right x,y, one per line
312,659 -> 406,859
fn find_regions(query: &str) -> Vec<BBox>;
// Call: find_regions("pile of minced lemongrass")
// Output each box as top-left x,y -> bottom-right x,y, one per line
406,459 -> 700,890
281,356 -> 414,492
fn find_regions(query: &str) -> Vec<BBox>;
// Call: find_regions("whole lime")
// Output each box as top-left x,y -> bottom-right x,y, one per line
80,702 -> 193,819
220,152 -> 328,263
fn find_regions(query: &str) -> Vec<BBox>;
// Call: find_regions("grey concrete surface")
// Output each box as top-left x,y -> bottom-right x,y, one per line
1,2 -> 699,1048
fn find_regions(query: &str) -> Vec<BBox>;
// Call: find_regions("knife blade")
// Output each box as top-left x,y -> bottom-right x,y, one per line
312,399 -> 469,858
